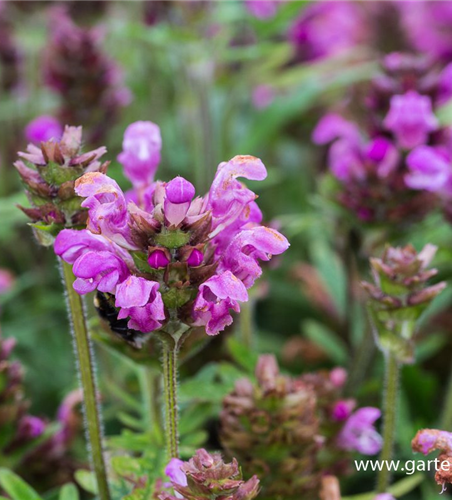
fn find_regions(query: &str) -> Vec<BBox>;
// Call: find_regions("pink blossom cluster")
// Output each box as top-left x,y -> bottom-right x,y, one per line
55,121 -> 289,339
313,53 -> 452,223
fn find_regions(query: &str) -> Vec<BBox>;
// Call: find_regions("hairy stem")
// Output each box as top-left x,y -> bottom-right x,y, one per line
60,260 -> 111,500
162,344 -> 179,459
377,353 -> 400,493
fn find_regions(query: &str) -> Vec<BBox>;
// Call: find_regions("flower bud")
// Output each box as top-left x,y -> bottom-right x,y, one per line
187,249 -> 204,267
166,177 -> 195,204
148,250 -> 170,269
362,244 -> 446,363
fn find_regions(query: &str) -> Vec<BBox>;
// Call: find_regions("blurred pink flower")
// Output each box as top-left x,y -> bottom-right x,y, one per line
25,116 -> 62,144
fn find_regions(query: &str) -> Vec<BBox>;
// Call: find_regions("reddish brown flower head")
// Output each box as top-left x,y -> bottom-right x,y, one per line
14,125 -> 109,245
161,449 -> 260,500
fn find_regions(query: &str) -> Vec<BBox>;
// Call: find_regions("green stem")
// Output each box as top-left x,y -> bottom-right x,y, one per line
162,344 -> 179,459
377,353 -> 400,493
441,360 -> 452,430
60,260 -> 111,500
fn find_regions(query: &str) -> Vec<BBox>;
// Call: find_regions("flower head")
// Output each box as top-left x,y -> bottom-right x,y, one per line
362,244 -> 446,362
220,354 -> 378,498
313,52 -> 452,225
15,126 -> 109,245
161,449 -> 259,500
55,144 -> 289,343
43,7 -> 130,142
412,429 -> 452,491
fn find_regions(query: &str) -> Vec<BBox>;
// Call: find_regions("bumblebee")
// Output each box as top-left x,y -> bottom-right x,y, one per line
94,291 -> 146,348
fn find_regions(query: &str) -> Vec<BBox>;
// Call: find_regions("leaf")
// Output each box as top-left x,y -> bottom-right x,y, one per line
58,484 -> 79,500
74,470 -> 97,495
309,237 -> 346,318
303,320 -> 349,364
227,337 -> 258,373
0,469 -> 43,500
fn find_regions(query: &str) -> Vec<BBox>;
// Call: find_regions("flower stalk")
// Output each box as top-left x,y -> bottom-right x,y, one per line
162,343 -> 179,460
377,353 -> 400,493
60,259 -> 111,500
362,244 -> 446,493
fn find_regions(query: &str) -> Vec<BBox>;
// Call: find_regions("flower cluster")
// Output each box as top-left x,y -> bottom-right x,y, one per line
15,125 -> 109,244
399,2 -> 452,64
314,52 -> 452,224
288,2 -> 368,62
55,121 -> 289,343
362,244 -> 446,363
43,7 -> 130,143
162,449 -> 260,500
220,355 -> 381,500
412,428 -> 452,492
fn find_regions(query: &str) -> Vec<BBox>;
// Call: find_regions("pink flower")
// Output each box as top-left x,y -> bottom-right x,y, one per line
288,2 -> 367,61
219,226 -> 289,288
245,0 -> 280,19
332,400 -> 355,422
252,85 -> 275,109
330,367 -> 347,388
17,416 -> 46,439
165,458 -> 187,487
337,407 -> 382,455
206,155 -> 267,237
0,269 -> 14,295
118,121 -> 162,187
54,229 -> 114,264
406,146 -> 451,192
312,113 -> 360,145
383,91 -> 438,150
116,277 -> 165,333
25,115 -> 62,144
193,271 -> 248,335
72,251 -> 129,294
75,172 -> 137,250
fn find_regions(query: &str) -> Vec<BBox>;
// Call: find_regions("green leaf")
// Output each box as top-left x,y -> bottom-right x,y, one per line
227,337 -> 258,373
0,468 -> 43,500
58,484 -> 79,500
303,320 -> 349,364
74,470 -> 97,495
